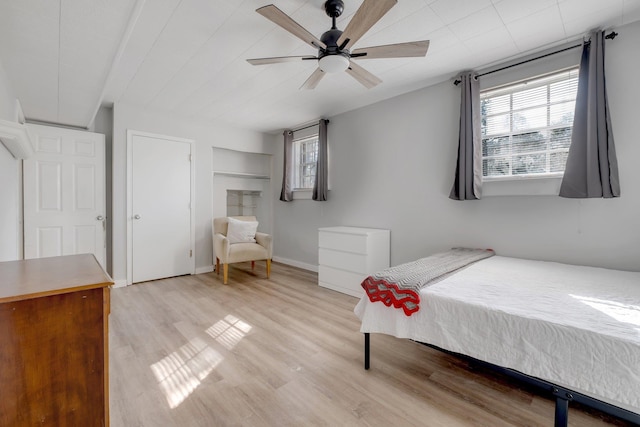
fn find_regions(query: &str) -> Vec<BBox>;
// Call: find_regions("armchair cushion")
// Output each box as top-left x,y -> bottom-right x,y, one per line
226,217 -> 258,244
227,242 -> 268,264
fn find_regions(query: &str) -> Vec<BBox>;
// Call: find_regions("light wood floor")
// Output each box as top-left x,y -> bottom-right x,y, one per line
109,262 -> 632,427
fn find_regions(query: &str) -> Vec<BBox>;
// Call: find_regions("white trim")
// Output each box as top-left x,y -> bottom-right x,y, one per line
126,129 -> 196,285
196,265 -> 214,274
17,159 -> 23,260
483,172 -> 563,182
273,256 -> 318,272
112,279 -> 128,288
0,119 -> 34,159
483,176 -> 562,197
292,189 -> 313,200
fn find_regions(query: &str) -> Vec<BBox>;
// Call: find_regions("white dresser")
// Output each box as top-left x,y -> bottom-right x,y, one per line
318,226 -> 390,297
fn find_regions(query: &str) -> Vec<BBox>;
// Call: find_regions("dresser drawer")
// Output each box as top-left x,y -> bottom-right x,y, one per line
319,248 -> 368,274
319,231 -> 368,254
319,265 -> 367,294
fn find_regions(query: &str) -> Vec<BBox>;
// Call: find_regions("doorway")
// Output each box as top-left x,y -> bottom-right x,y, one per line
126,130 -> 195,284
23,124 -> 106,268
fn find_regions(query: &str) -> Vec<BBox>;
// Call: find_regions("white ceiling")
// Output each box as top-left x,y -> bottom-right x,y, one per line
1,0 -> 639,133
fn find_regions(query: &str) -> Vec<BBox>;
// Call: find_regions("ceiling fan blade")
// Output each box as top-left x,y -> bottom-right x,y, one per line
346,61 -> 382,89
300,68 -> 326,90
257,5 -> 327,50
351,40 -> 430,59
337,0 -> 397,51
247,56 -> 317,65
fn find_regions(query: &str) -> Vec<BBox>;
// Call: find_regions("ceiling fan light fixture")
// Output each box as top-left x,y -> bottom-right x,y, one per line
318,54 -> 349,73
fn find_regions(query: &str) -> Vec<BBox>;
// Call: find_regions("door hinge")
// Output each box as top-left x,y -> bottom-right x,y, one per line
189,249 -> 193,257
188,154 -> 192,162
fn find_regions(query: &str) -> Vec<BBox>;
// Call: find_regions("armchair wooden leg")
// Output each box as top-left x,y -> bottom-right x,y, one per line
223,264 -> 228,285
216,257 -> 220,274
251,261 -> 255,270
266,259 -> 271,279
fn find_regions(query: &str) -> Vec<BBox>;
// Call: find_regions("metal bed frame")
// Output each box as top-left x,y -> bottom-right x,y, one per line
363,333 -> 640,427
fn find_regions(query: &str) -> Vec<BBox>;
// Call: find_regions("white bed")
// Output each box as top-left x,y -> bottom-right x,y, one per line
354,256 -> 640,416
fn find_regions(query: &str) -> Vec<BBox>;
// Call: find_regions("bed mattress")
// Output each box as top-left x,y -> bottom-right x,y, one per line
354,256 -> 640,414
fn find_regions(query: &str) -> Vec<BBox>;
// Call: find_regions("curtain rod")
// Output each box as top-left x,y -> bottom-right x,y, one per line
453,31 -> 618,85
290,119 -> 329,133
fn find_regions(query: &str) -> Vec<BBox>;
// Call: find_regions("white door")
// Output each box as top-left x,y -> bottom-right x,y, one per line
129,131 -> 193,283
23,124 -> 106,268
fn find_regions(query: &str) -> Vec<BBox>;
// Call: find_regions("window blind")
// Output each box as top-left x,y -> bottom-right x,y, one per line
481,67 -> 579,179
292,135 -> 318,189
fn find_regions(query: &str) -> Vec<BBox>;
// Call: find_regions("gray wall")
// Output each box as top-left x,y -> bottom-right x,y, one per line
0,58 -> 20,261
0,59 -> 16,121
94,106 -> 114,274
272,20 -> 640,272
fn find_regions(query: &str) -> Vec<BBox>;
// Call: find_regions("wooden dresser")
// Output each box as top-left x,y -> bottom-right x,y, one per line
318,226 -> 390,297
0,254 -> 113,427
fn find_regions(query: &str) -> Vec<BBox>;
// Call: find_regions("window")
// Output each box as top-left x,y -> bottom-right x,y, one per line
481,68 -> 579,180
292,135 -> 318,190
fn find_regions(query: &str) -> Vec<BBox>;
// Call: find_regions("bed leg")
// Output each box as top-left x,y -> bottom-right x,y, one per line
553,388 -> 571,427
364,333 -> 370,370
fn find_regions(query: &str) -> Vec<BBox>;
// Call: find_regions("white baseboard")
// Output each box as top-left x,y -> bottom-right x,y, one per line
273,256 -> 318,273
112,279 -> 128,288
195,265 -> 214,274
112,262 -> 311,285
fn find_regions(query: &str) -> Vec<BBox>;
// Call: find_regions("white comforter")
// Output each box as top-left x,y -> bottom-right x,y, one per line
354,256 -> 640,414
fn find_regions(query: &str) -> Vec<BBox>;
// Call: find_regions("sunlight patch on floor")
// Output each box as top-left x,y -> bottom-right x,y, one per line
570,294 -> 640,327
205,314 -> 253,350
151,337 -> 223,409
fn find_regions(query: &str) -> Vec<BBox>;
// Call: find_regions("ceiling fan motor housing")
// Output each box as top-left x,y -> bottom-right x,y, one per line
320,0 -> 348,60
319,28 -> 349,58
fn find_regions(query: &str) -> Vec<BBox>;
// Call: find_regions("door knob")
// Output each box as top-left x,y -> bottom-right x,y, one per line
134,214 -> 141,220
96,215 -> 104,221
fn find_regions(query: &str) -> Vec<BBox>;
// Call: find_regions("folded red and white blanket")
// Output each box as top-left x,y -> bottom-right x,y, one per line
361,248 -> 494,316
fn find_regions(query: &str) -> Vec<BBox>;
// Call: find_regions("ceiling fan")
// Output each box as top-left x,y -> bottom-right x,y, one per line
247,0 -> 430,89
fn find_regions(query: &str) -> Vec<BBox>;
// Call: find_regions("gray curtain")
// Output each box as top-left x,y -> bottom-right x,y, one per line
449,72 -> 482,200
279,130 -> 293,202
312,119 -> 329,201
559,31 -> 620,198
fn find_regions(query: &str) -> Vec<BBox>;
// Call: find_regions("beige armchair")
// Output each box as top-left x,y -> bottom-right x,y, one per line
213,216 -> 272,284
